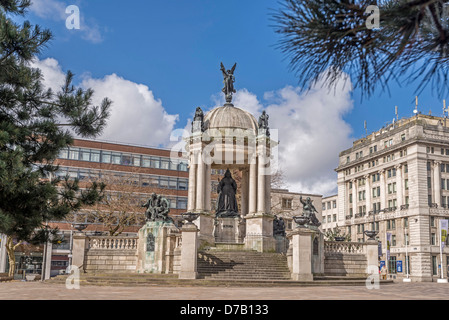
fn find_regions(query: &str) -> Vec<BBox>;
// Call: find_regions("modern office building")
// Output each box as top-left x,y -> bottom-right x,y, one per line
336,113 -> 449,281
1,138 -> 224,278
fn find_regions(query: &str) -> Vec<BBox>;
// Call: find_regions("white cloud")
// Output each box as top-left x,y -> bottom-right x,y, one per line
29,0 -> 66,20
29,0 -> 104,43
31,57 -> 179,147
31,57 -> 66,92
81,74 -> 179,147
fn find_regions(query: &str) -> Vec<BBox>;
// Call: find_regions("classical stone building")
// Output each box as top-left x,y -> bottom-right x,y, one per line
336,113 -> 449,281
270,188 -> 323,231
321,194 -> 339,233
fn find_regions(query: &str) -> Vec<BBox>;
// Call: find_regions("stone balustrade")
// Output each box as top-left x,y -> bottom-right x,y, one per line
324,241 -> 365,254
88,236 -> 138,250
323,240 -> 379,277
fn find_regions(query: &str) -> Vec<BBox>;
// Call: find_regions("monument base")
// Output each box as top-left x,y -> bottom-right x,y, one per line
136,221 -> 177,274
244,213 -> 275,252
274,234 -> 288,254
214,216 -> 245,244
179,223 -> 199,279
288,227 -> 323,282
193,212 -> 215,249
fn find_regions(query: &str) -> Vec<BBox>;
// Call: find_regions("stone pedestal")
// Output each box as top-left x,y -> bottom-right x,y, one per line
214,217 -> 245,243
289,227 -> 321,281
193,212 -> 215,248
365,239 -> 380,272
179,223 -> 199,279
137,221 -> 176,274
274,235 -> 288,254
312,231 -> 325,275
72,233 -> 88,272
244,213 -> 275,252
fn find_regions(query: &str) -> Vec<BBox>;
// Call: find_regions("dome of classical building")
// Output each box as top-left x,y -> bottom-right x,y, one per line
203,105 -> 258,133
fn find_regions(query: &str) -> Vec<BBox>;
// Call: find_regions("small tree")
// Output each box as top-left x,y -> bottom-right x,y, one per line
271,168 -> 288,190
0,0 -> 111,276
88,171 -> 145,236
324,225 -> 351,242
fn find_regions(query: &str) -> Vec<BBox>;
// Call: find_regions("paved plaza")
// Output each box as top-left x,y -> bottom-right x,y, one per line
0,281 -> 448,300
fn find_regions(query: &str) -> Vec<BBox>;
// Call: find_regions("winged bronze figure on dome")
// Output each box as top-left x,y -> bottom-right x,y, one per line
220,62 -> 237,102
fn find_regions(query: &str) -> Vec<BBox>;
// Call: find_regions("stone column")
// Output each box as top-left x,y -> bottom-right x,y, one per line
240,169 -> 249,216
379,169 -> 386,210
179,223 -> 198,279
249,161 -> 257,214
433,161 -> 441,207
72,233 -> 88,272
265,160 -> 271,214
257,154 -> 266,213
187,152 -> 197,212
396,164 -> 403,208
365,239 -> 379,272
290,228 -> 315,281
196,151 -> 205,211
205,163 -> 211,212
353,179 -> 358,215
364,174 -> 371,212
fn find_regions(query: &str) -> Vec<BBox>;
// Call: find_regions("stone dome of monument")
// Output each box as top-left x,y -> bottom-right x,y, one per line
204,105 -> 258,133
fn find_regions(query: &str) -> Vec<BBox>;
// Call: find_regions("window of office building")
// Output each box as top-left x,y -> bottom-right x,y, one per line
160,159 -> 170,170
389,256 -> 397,274
432,256 -> 438,275
282,198 -> 293,209
151,157 -> 161,169
79,148 -> 91,161
101,151 -> 111,163
69,148 -> 79,160
111,152 -> 121,164
91,150 -> 100,162
387,219 -> 396,230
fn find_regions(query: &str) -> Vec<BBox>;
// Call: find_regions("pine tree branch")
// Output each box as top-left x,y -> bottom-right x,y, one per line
428,3 -> 447,42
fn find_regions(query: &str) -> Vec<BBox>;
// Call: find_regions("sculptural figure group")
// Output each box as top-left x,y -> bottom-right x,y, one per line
142,193 -> 173,223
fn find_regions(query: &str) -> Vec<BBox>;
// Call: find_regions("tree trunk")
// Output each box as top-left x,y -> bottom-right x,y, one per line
5,236 -> 22,277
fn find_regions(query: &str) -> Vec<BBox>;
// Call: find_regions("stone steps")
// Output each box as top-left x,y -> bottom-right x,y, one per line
197,250 -> 291,281
47,273 -> 393,287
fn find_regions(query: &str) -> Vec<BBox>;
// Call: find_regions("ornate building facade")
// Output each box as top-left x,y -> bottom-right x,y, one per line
336,114 -> 449,281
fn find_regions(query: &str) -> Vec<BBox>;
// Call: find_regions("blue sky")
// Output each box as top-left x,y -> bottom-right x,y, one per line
21,0 -> 448,195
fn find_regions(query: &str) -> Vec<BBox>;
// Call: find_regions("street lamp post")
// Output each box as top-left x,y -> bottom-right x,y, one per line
403,221 -> 411,282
